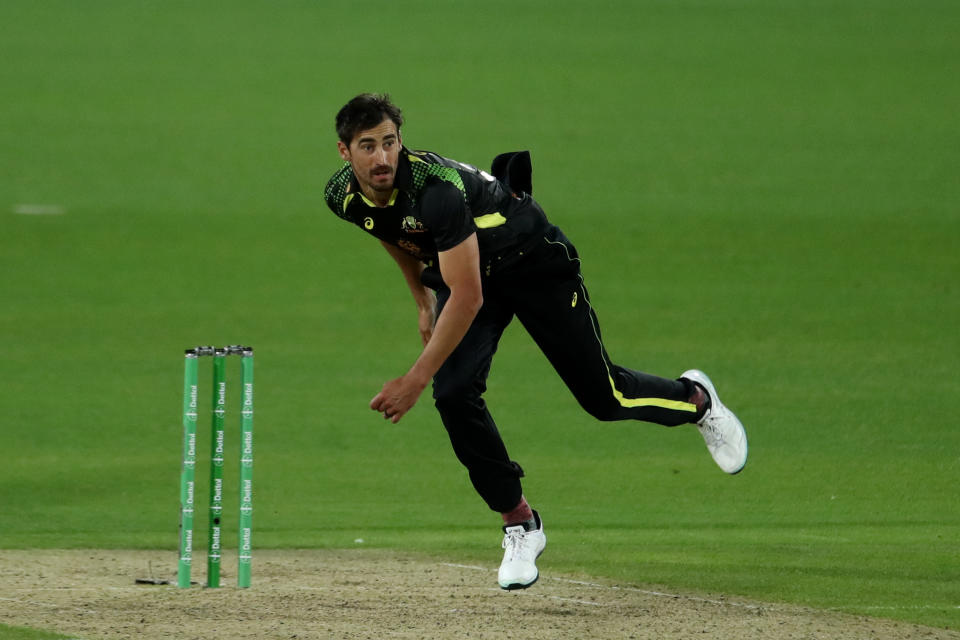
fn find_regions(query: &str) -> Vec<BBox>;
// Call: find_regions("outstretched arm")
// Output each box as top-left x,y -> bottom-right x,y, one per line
370,234 -> 483,423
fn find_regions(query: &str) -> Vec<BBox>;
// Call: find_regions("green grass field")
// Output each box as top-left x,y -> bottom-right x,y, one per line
0,625 -> 74,640
2,0 -> 958,634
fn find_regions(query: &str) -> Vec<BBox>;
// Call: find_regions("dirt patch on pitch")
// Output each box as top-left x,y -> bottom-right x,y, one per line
0,549 -> 955,640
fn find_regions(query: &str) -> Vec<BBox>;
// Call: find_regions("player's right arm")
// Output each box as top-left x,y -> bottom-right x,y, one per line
380,240 -> 437,346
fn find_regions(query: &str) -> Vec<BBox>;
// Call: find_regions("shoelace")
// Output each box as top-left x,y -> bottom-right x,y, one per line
502,529 -> 528,560
700,415 -> 726,447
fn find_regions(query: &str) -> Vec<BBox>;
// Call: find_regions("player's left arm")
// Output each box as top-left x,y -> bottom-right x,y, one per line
379,240 -> 437,346
369,232 -> 482,423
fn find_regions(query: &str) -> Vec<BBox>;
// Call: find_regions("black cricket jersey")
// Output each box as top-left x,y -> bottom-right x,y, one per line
324,147 -> 550,283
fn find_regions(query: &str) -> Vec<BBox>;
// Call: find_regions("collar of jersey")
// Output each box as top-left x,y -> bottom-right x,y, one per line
353,189 -> 399,208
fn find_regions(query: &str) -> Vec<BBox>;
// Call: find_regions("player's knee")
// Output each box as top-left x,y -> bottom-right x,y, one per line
433,387 -> 483,415
433,375 -> 486,408
580,398 -> 622,422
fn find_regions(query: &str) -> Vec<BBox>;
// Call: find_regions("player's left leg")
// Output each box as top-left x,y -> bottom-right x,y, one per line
503,229 -> 699,425
501,227 -> 747,472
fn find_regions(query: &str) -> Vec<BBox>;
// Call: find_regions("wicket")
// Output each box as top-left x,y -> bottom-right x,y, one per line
178,345 -> 254,589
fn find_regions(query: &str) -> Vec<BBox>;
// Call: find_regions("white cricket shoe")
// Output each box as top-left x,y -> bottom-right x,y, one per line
497,511 -> 546,590
681,369 -> 748,474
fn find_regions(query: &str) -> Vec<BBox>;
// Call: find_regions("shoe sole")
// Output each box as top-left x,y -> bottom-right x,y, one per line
500,573 -> 539,590
728,461 -> 746,475
498,547 -> 545,591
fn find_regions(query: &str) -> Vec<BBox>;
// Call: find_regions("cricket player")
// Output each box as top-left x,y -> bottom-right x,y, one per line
324,93 -> 748,590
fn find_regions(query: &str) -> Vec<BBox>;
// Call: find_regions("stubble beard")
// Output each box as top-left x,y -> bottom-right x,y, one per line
369,167 -> 394,192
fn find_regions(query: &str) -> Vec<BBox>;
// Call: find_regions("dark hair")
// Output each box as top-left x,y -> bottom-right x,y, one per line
335,93 -> 403,145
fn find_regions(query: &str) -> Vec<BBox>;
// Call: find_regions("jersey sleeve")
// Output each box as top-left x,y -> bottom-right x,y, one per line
324,163 -> 354,221
419,181 -> 476,252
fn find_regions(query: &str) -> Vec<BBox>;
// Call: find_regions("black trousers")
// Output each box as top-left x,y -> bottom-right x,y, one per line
431,226 -> 698,513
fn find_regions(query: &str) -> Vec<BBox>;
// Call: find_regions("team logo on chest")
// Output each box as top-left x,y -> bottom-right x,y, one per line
401,216 -> 426,233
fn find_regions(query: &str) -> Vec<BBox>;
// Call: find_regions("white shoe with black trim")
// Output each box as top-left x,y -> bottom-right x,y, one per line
682,369 -> 748,474
497,511 -> 546,590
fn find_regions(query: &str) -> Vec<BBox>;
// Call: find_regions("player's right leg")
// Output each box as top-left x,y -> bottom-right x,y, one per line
431,288 -> 523,510
431,288 -> 548,588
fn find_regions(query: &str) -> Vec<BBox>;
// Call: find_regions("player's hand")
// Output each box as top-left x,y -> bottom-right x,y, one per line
370,373 -> 429,424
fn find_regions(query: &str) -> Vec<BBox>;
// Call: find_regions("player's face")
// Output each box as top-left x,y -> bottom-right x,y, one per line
337,117 -> 401,203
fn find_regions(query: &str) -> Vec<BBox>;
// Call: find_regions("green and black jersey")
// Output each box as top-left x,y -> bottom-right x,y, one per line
324,147 -> 550,282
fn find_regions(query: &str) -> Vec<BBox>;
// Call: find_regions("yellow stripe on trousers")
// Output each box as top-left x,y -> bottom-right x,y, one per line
607,375 -> 697,412
542,236 -> 697,415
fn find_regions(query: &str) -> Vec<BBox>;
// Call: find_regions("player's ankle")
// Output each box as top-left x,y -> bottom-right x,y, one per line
501,496 -> 535,528
688,382 -> 711,422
